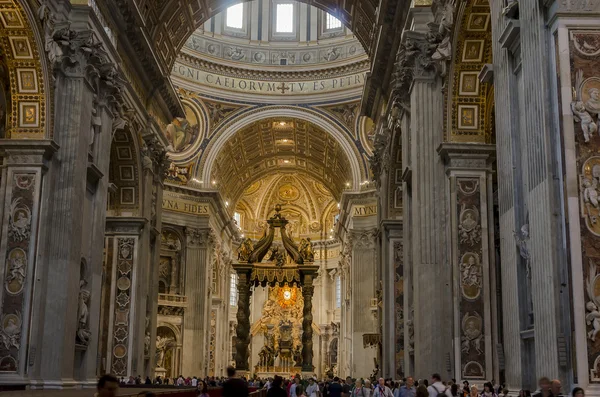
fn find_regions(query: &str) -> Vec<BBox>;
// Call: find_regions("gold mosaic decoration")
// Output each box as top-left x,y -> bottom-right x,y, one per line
447,0 -> 492,143
0,0 -> 47,138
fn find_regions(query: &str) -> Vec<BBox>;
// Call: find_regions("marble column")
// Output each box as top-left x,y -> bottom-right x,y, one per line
182,227 -> 214,376
302,275 -> 315,372
234,269 -> 252,372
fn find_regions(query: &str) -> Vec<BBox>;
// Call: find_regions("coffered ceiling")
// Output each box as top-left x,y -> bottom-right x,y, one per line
211,118 -> 353,203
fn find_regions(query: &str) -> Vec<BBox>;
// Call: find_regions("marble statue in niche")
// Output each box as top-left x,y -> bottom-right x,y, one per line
144,317 -> 151,357
458,205 -> 481,246
155,334 -> 175,369
76,280 -> 91,346
461,312 -> 483,355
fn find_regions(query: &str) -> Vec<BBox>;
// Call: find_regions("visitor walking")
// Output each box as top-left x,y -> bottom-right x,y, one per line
374,378 -> 394,397
222,366 -> 249,397
398,377 -> 416,397
267,375 -> 287,397
427,374 -> 451,397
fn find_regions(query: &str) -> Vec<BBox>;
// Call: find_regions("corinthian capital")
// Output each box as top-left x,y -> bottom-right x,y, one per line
348,228 -> 378,250
185,227 -> 215,248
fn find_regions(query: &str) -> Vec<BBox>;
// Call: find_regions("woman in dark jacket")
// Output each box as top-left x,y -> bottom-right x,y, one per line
267,375 -> 288,397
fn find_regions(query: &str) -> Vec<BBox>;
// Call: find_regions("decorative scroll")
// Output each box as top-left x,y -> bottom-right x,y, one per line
281,226 -> 302,264
111,237 -> 135,376
0,173 -> 36,372
456,177 -> 486,379
248,226 -> 275,264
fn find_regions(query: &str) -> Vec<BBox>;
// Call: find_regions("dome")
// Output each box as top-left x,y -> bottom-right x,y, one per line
180,0 -> 366,71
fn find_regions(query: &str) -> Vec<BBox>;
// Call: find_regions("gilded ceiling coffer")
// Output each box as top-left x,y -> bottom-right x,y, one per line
233,204 -> 319,374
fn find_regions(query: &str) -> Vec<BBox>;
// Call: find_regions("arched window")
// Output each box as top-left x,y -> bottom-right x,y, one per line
275,3 -> 294,33
325,13 -> 341,30
234,212 -> 242,229
230,273 -> 238,306
226,3 -> 244,29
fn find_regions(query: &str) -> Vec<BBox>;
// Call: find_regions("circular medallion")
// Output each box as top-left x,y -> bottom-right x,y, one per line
5,248 -> 26,295
117,276 -> 131,291
113,344 -> 127,358
283,290 -> 291,300
278,184 -> 300,201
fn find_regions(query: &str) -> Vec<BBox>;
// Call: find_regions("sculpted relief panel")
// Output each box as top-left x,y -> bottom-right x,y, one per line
0,173 -> 37,373
456,177 -> 486,380
570,30 -> 600,383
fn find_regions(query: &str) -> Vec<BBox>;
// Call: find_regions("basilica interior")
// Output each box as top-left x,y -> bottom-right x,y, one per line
0,0 -> 599,394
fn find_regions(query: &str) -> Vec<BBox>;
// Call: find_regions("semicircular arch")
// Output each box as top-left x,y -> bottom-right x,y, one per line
199,106 -> 364,193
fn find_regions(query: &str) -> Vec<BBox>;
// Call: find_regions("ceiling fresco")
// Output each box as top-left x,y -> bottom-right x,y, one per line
236,173 -> 339,240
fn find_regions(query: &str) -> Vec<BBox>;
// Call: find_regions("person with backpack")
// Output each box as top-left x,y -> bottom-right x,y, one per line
374,378 -> 394,397
427,374 -> 452,397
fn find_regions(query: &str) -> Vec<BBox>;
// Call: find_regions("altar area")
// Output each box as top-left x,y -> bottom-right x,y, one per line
249,284 -> 319,378
233,205 -> 320,378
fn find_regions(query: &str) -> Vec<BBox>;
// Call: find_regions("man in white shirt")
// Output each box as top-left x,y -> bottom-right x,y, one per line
374,378 -> 394,397
306,377 -> 320,397
427,374 -> 452,397
192,377 -> 198,387
291,376 -> 301,397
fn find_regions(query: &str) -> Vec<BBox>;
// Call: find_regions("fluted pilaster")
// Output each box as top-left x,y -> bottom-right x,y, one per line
182,227 -> 214,376
410,74 -> 449,378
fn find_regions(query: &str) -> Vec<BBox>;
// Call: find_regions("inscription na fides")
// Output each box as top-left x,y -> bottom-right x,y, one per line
173,62 -> 367,95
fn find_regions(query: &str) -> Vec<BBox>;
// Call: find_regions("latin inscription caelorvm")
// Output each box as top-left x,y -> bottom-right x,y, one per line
173,62 -> 367,95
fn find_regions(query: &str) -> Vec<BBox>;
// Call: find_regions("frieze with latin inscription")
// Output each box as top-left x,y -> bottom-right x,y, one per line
173,62 -> 367,95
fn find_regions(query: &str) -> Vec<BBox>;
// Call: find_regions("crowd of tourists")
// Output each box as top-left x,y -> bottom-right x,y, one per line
94,367 -> 583,397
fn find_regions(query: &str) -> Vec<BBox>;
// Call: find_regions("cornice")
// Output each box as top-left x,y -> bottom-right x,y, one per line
175,53 -> 370,81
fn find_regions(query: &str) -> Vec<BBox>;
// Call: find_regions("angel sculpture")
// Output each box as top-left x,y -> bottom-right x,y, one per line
572,100 -> 597,143
586,259 -> 600,342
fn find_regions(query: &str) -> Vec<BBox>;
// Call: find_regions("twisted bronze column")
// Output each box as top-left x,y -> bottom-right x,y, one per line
301,276 -> 314,372
235,272 -> 252,371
